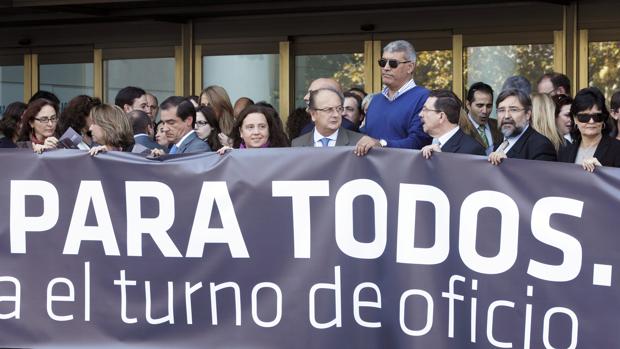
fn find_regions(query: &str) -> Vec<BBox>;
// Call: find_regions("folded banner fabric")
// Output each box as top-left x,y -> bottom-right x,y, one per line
0,148 -> 618,348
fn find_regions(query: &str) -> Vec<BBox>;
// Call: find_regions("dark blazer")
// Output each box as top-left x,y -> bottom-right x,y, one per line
177,131 -> 211,153
558,136 -> 620,167
0,136 -> 16,148
441,128 -> 486,155
495,126 -> 557,161
291,127 -> 364,147
134,134 -> 164,151
459,114 -> 502,149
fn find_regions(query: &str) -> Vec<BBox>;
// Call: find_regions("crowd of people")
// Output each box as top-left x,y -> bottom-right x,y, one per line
1,39 -> 620,172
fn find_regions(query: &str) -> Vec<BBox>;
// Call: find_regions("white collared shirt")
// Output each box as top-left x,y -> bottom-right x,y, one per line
467,113 -> 495,154
434,125 -> 460,148
174,130 -> 195,148
503,124 -> 529,153
313,128 -> 339,147
381,79 -> 417,101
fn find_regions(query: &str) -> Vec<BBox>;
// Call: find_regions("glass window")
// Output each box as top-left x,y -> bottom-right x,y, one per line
40,63 -> 93,110
415,50 -> 452,90
295,53 -> 364,108
588,41 -> 620,100
203,54 -> 279,108
0,65 -> 24,114
104,57 -> 174,105
464,44 -> 553,108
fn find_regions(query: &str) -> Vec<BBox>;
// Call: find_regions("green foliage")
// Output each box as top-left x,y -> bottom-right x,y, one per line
464,44 -> 554,96
416,50 -> 453,90
589,41 -> 620,100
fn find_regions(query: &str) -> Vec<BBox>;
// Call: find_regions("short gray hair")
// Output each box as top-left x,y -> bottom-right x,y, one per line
383,40 -> 417,63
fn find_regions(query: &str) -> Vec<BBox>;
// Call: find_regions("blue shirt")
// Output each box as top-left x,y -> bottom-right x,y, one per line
362,85 -> 431,149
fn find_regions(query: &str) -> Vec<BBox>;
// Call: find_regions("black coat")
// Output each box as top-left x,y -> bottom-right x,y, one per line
495,126 -> 557,161
441,128 -> 486,155
558,136 -> 620,167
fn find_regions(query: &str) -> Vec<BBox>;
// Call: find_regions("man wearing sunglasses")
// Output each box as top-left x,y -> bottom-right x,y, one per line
355,40 -> 431,156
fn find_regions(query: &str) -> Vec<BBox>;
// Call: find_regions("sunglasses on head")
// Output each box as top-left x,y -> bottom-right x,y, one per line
575,112 -> 606,123
377,58 -> 411,68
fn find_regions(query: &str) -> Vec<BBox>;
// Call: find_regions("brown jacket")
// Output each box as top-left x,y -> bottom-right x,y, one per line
459,111 -> 502,149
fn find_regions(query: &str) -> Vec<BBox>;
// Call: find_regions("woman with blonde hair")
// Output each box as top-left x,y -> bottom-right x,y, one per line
199,85 -> 235,137
88,104 -> 134,155
530,92 -> 564,152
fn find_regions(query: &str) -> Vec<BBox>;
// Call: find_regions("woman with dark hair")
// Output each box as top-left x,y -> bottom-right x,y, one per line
194,105 -> 223,150
88,104 -> 135,155
552,94 -> 574,144
286,108 -> 312,140
217,104 -> 289,154
0,101 -> 27,148
18,98 -> 60,153
56,95 -> 101,147
155,120 -> 169,150
558,87 -> 620,172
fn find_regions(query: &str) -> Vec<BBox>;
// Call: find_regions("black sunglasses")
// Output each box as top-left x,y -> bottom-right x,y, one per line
378,58 -> 411,68
575,112 -> 606,123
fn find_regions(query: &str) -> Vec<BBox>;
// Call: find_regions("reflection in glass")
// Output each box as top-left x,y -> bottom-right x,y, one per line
203,54 -> 279,109
416,50 -> 452,90
589,41 -> 620,100
465,44 -> 553,108
0,65 -> 24,114
40,63 -> 93,111
295,53 -> 364,108
104,58 -> 174,106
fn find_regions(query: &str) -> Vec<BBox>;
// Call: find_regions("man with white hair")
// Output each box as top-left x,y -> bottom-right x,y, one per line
355,40 -> 431,156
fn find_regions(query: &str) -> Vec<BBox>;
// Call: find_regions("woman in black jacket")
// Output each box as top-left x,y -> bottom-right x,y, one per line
558,87 -> 620,172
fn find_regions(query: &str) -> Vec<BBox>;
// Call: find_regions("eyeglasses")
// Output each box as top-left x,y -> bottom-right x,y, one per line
575,112 -> 606,123
313,106 -> 344,114
378,58 -> 411,68
34,116 -> 58,124
421,107 -> 441,113
195,120 -> 209,127
496,107 -> 525,116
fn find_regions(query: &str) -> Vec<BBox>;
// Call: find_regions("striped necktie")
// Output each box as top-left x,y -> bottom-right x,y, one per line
477,125 -> 489,148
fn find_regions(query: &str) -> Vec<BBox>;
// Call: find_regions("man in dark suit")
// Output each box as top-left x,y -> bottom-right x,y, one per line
150,97 -> 210,157
419,89 -> 485,159
488,89 -> 556,165
129,110 -> 164,151
292,87 -> 364,147
460,82 -> 502,155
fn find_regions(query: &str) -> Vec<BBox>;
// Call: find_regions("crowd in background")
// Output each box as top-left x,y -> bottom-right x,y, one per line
1,40 -> 620,172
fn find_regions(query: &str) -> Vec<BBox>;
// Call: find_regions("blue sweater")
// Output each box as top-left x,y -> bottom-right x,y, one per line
362,86 -> 431,149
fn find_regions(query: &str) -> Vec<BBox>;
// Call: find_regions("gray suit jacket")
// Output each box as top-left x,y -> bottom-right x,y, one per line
177,131 -> 211,153
134,134 -> 164,150
291,127 -> 364,147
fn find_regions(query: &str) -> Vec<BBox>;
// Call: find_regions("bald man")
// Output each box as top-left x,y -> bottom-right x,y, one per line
299,77 -> 356,135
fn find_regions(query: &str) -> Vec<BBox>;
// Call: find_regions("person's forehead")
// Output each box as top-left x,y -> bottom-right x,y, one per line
243,113 -> 267,124
472,91 -> 492,103
382,50 -> 407,59
37,105 -> 56,116
499,96 -> 522,106
133,94 -> 147,104
315,90 -> 340,105
424,97 -> 436,106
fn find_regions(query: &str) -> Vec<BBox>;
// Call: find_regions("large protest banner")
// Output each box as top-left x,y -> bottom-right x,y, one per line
0,148 -> 618,348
